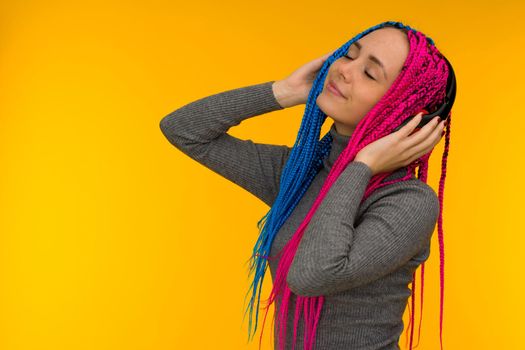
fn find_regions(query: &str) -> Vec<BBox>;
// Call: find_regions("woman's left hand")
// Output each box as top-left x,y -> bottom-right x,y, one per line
354,112 -> 446,176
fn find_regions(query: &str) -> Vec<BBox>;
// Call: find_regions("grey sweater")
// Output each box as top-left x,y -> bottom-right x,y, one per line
159,81 -> 440,350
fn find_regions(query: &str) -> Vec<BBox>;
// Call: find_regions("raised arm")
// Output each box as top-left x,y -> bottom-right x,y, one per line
286,161 -> 440,296
159,81 -> 292,207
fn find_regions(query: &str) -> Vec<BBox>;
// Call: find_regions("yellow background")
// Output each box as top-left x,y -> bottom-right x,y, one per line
1,0 -> 523,349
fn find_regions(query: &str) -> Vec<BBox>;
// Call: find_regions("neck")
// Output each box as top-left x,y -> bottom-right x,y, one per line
324,122 -> 352,169
333,121 -> 355,137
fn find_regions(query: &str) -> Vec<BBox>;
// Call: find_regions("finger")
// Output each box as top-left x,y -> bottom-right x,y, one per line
308,52 -> 333,69
306,52 -> 335,74
406,117 -> 445,157
397,112 -> 424,138
405,115 -> 441,146
410,139 -> 438,164
320,50 -> 336,61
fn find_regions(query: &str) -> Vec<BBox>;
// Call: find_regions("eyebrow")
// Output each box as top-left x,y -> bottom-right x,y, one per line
352,41 -> 388,80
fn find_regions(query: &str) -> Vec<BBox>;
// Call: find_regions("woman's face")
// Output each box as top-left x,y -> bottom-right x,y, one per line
316,27 -> 410,136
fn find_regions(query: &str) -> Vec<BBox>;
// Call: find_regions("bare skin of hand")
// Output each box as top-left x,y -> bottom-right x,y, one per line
354,113 -> 446,176
272,50 -> 335,108
271,51 -> 446,176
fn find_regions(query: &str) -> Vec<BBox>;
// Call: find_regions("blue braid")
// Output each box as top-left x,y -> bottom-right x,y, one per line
242,20 -> 431,342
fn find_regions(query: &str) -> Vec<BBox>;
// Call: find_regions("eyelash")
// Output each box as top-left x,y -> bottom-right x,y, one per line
342,54 -> 375,81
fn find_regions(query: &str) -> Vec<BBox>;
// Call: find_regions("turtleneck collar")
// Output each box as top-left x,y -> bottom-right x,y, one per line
324,122 -> 351,169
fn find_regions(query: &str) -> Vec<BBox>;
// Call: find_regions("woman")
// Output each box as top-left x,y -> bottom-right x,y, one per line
160,20 -> 451,350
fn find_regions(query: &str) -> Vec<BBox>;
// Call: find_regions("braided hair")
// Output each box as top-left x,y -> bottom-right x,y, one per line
242,20 -> 451,350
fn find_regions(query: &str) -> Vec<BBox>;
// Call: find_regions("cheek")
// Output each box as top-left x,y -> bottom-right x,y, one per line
354,94 -> 386,123
362,87 -> 384,108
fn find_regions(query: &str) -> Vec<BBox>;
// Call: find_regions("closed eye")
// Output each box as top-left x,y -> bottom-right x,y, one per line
342,55 -> 376,81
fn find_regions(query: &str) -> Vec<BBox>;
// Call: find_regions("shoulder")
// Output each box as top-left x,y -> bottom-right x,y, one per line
374,166 -> 439,210
379,178 -> 439,210
360,178 -> 441,228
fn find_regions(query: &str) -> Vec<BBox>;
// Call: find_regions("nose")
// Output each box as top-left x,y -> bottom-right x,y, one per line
337,58 -> 358,83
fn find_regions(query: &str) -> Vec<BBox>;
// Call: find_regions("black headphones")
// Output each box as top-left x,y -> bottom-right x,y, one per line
392,55 -> 456,132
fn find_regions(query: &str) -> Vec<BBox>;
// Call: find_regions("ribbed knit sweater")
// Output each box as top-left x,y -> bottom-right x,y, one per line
159,80 -> 440,350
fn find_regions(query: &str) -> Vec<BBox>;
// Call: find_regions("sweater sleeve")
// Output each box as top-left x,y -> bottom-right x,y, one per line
286,161 -> 440,297
159,80 -> 292,207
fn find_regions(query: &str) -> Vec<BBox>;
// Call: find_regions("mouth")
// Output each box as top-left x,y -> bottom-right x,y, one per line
326,80 -> 346,99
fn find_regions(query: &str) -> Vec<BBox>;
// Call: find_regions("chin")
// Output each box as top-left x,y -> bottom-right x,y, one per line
316,92 -> 347,123
316,91 -> 338,117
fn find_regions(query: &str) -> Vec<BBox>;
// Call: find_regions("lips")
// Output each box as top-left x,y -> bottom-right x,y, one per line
327,80 -> 346,99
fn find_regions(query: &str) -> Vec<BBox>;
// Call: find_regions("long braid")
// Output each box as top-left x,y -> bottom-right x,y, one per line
242,20 -> 451,350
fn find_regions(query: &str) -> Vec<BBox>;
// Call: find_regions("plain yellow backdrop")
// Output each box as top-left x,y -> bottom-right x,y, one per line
1,0 -> 524,349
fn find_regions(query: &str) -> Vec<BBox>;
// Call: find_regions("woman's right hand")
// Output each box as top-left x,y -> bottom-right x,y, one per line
272,50 -> 335,108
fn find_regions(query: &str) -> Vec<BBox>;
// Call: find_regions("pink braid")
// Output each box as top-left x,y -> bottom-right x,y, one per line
258,29 -> 450,350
